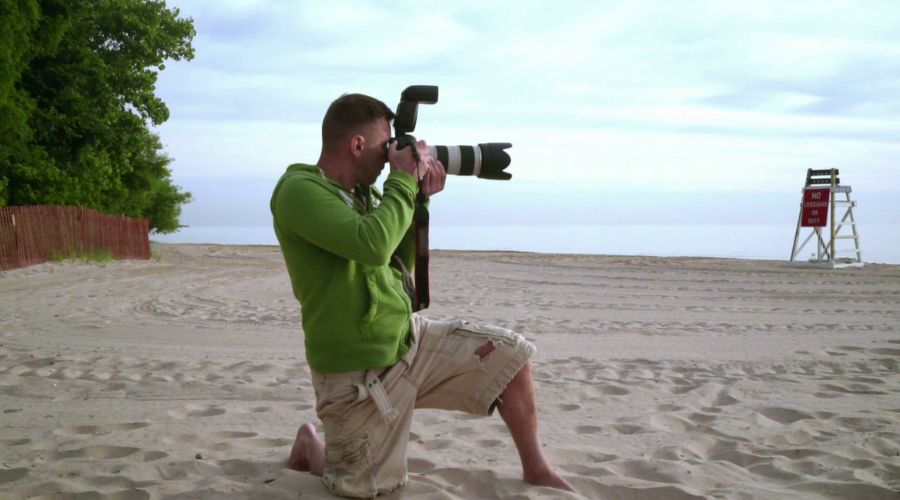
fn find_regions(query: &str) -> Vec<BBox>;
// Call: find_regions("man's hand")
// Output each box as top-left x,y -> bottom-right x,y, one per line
388,140 -> 429,180
387,140 -> 446,196
420,155 -> 446,197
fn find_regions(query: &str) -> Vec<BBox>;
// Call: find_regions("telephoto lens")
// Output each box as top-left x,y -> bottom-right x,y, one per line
429,143 -> 513,180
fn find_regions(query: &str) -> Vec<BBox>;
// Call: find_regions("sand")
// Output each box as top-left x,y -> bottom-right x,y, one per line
1,244 -> 898,499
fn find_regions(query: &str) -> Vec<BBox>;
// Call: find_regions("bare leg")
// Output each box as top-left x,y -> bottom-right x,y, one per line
287,423 -> 325,476
497,361 -> 575,492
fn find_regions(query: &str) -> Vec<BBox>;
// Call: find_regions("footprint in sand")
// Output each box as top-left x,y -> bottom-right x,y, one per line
848,376 -> 885,385
595,383 -> 629,396
54,422 -> 150,436
670,384 -> 703,395
557,448 -> 617,464
219,459 -> 264,477
820,383 -> 887,395
610,423 -> 646,435
450,427 -> 478,437
210,442 -> 233,452
0,468 -> 29,484
609,458 -> 690,484
576,425 -> 604,434
756,407 -> 813,425
408,457 -> 436,473
652,442 -> 710,461
8,366 -> 31,377
687,412 -> 717,424
559,403 -> 581,412
102,381 -> 128,391
239,437 -> 292,448
22,357 -> 57,369
212,431 -> 257,439
650,414 -> 695,433
713,390 -> 739,406
869,347 -> 900,356
162,433 -> 200,445
0,438 -> 30,447
35,366 -> 58,377
422,438 -> 454,451
168,404 -> 226,419
747,462 -> 805,482
156,463 -> 190,480
142,450 -> 168,462
865,436 -> 900,457
834,416 -> 891,433
834,345 -> 866,352
54,445 -> 141,459
488,423 -> 508,434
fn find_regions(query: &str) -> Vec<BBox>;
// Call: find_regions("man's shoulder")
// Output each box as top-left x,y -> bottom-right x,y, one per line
276,164 -> 333,192
281,163 -> 322,181
271,163 -> 335,214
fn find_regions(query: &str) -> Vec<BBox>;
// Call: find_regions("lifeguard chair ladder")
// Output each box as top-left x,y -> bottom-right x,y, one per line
789,168 -> 863,268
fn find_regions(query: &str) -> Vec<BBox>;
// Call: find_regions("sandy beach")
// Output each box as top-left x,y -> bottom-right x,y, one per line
1,244 -> 898,499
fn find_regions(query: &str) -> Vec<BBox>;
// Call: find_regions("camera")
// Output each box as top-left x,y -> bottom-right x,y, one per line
393,85 -> 513,180
393,85 -> 512,312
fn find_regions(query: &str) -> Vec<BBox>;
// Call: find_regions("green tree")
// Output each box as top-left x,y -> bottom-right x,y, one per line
0,0 -> 42,206
0,0 -> 194,233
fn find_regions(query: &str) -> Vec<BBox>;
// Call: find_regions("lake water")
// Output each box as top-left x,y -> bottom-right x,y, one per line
152,224 -> 900,264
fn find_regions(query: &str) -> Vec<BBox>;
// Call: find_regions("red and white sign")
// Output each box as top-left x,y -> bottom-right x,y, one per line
801,188 -> 830,227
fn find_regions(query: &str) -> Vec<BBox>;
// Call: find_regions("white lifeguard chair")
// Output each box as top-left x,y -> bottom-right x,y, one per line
789,168 -> 863,268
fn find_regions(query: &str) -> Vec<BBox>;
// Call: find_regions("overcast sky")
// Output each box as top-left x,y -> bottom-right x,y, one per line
152,0 -> 900,230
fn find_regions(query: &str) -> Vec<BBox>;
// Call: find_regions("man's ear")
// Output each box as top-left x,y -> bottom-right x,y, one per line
350,134 -> 365,158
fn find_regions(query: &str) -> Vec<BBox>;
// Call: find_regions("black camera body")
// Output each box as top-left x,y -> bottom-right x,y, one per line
392,85 -> 513,180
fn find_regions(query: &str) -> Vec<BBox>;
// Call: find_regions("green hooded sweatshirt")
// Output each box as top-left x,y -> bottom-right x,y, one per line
270,163 -> 418,373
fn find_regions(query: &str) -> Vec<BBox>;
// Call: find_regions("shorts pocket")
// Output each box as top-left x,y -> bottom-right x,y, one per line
323,433 -> 376,498
451,320 -> 521,347
315,381 -> 365,426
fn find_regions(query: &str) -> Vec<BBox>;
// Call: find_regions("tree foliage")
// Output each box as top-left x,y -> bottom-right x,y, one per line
0,0 -> 195,233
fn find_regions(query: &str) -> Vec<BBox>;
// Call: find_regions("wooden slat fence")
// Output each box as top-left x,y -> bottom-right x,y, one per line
0,205 -> 150,270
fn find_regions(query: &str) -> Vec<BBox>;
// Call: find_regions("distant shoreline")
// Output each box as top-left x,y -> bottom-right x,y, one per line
150,223 -> 900,265
149,241 -> 900,268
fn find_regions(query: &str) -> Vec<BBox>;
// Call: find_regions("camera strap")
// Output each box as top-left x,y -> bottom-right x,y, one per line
413,185 -> 430,311
393,136 -> 430,311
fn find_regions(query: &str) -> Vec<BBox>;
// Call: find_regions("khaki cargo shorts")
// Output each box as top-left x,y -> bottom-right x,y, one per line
310,315 -> 536,498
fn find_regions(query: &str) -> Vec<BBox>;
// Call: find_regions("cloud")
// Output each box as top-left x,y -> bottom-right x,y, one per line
154,0 -> 900,203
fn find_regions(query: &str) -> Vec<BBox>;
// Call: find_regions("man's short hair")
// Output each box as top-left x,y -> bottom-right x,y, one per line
322,93 -> 395,151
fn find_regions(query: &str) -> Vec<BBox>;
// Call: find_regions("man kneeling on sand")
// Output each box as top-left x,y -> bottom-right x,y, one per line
270,93 -> 574,497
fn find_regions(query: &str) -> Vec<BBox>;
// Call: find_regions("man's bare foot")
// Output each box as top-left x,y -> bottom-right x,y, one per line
287,423 -> 325,475
524,467 -> 576,492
